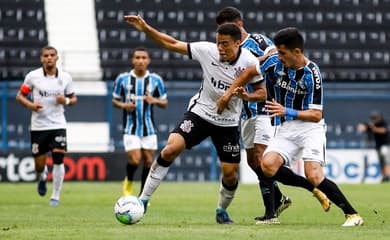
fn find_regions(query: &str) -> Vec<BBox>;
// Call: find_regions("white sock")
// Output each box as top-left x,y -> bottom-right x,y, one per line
38,165 -> 48,181
217,182 -> 237,210
139,162 -> 169,200
51,164 -> 65,200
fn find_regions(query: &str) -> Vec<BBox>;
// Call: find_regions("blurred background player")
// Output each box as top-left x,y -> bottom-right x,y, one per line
15,46 -> 77,206
124,15 -> 266,224
357,111 -> 390,182
112,47 -> 168,196
216,6 -> 292,223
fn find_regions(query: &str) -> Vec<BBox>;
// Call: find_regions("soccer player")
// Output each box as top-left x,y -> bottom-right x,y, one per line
124,14 -> 266,224
16,46 -> 77,206
218,27 -> 364,227
216,6 -> 292,224
112,47 -> 168,196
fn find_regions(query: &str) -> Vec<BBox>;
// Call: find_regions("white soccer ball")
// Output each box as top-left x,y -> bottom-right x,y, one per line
114,195 -> 144,225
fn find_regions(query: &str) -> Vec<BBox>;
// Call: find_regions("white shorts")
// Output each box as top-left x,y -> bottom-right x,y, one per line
380,145 -> 390,164
264,119 -> 327,166
241,115 -> 275,149
123,134 -> 158,151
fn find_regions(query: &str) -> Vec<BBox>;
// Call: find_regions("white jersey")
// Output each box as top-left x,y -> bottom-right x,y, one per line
188,42 -> 262,126
23,67 -> 74,130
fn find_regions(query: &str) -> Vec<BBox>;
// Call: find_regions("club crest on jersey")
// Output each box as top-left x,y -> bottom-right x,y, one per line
179,120 -> 194,133
234,66 -> 245,78
57,79 -> 63,86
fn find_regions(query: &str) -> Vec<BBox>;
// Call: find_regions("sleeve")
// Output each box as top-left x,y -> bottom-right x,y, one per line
188,41 -> 211,62
152,75 -> 167,100
112,75 -> 124,99
251,33 -> 276,54
20,72 -> 33,95
246,53 -> 264,85
306,63 -> 323,110
260,54 -> 279,75
64,72 -> 75,96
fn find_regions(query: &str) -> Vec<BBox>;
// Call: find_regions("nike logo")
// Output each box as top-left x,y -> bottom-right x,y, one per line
232,153 -> 240,157
211,62 -> 219,66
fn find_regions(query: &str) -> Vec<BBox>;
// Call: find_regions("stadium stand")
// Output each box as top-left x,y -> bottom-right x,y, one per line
94,0 -> 390,82
0,0 -> 47,80
1,0 -> 389,81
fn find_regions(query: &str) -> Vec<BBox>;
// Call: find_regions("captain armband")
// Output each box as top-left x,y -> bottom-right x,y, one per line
20,84 -> 31,95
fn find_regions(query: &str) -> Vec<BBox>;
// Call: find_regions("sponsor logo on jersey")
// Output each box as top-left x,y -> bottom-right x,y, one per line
38,90 -> 60,98
210,77 -> 230,91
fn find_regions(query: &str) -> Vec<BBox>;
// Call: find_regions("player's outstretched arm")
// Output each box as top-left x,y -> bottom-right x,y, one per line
124,15 -> 188,55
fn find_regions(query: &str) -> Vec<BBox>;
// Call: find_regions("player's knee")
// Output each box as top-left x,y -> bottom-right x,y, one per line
52,152 -> 65,164
161,145 -> 182,160
260,161 -> 278,177
305,172 -> 324,186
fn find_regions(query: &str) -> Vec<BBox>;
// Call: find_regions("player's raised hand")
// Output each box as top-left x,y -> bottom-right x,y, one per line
216,95 -> 230,114
265,98 -> 284,117
124,15 -> 147,31
31,102 -> 43,112
233,86 -> 248,100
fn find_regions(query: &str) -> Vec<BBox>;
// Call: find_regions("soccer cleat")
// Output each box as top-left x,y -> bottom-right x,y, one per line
49,198 -> 59,207
312,188 -> 331,212
122,178 -> 133,196
140,199 -> 149,214
255,215 -> 280,225
276,195 -> 292,216
216,208 -> 234,224
342,214 -> 364,227
37,179 -> 47,196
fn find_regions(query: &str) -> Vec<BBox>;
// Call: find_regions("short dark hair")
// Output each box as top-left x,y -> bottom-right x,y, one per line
40,46 -> 57,56
132,46 -> 149,57
273,27 -> 304,51
216,23 -> 241,41
216,6 -> 242,25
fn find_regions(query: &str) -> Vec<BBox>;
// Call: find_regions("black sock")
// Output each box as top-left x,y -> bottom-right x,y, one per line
259,179 -> 276,217
273,181 -> 283,206
156,154 -> 172,167
274,166 -> 315,192
255,166 -> 276,217
317,178 -> 357,215
126,163 -> 138,181
140,167 -> 150,194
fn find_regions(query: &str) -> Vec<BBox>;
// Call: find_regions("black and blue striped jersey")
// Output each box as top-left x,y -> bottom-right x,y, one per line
113,70 -> 167,136
259,54 -> 323,125
240,33 -> 275,119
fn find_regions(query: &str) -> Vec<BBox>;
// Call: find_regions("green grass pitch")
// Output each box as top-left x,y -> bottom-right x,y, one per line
0,182 -> 389,240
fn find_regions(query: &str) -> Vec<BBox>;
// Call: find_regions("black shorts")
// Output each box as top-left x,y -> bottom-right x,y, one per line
172,111 -> 240,163
30,129 -> 67,156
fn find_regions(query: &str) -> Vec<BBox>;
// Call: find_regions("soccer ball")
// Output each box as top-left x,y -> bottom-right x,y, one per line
114,195 -> 144,225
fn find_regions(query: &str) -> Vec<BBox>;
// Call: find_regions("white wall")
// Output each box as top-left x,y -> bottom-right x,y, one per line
44,0 -> 102,80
